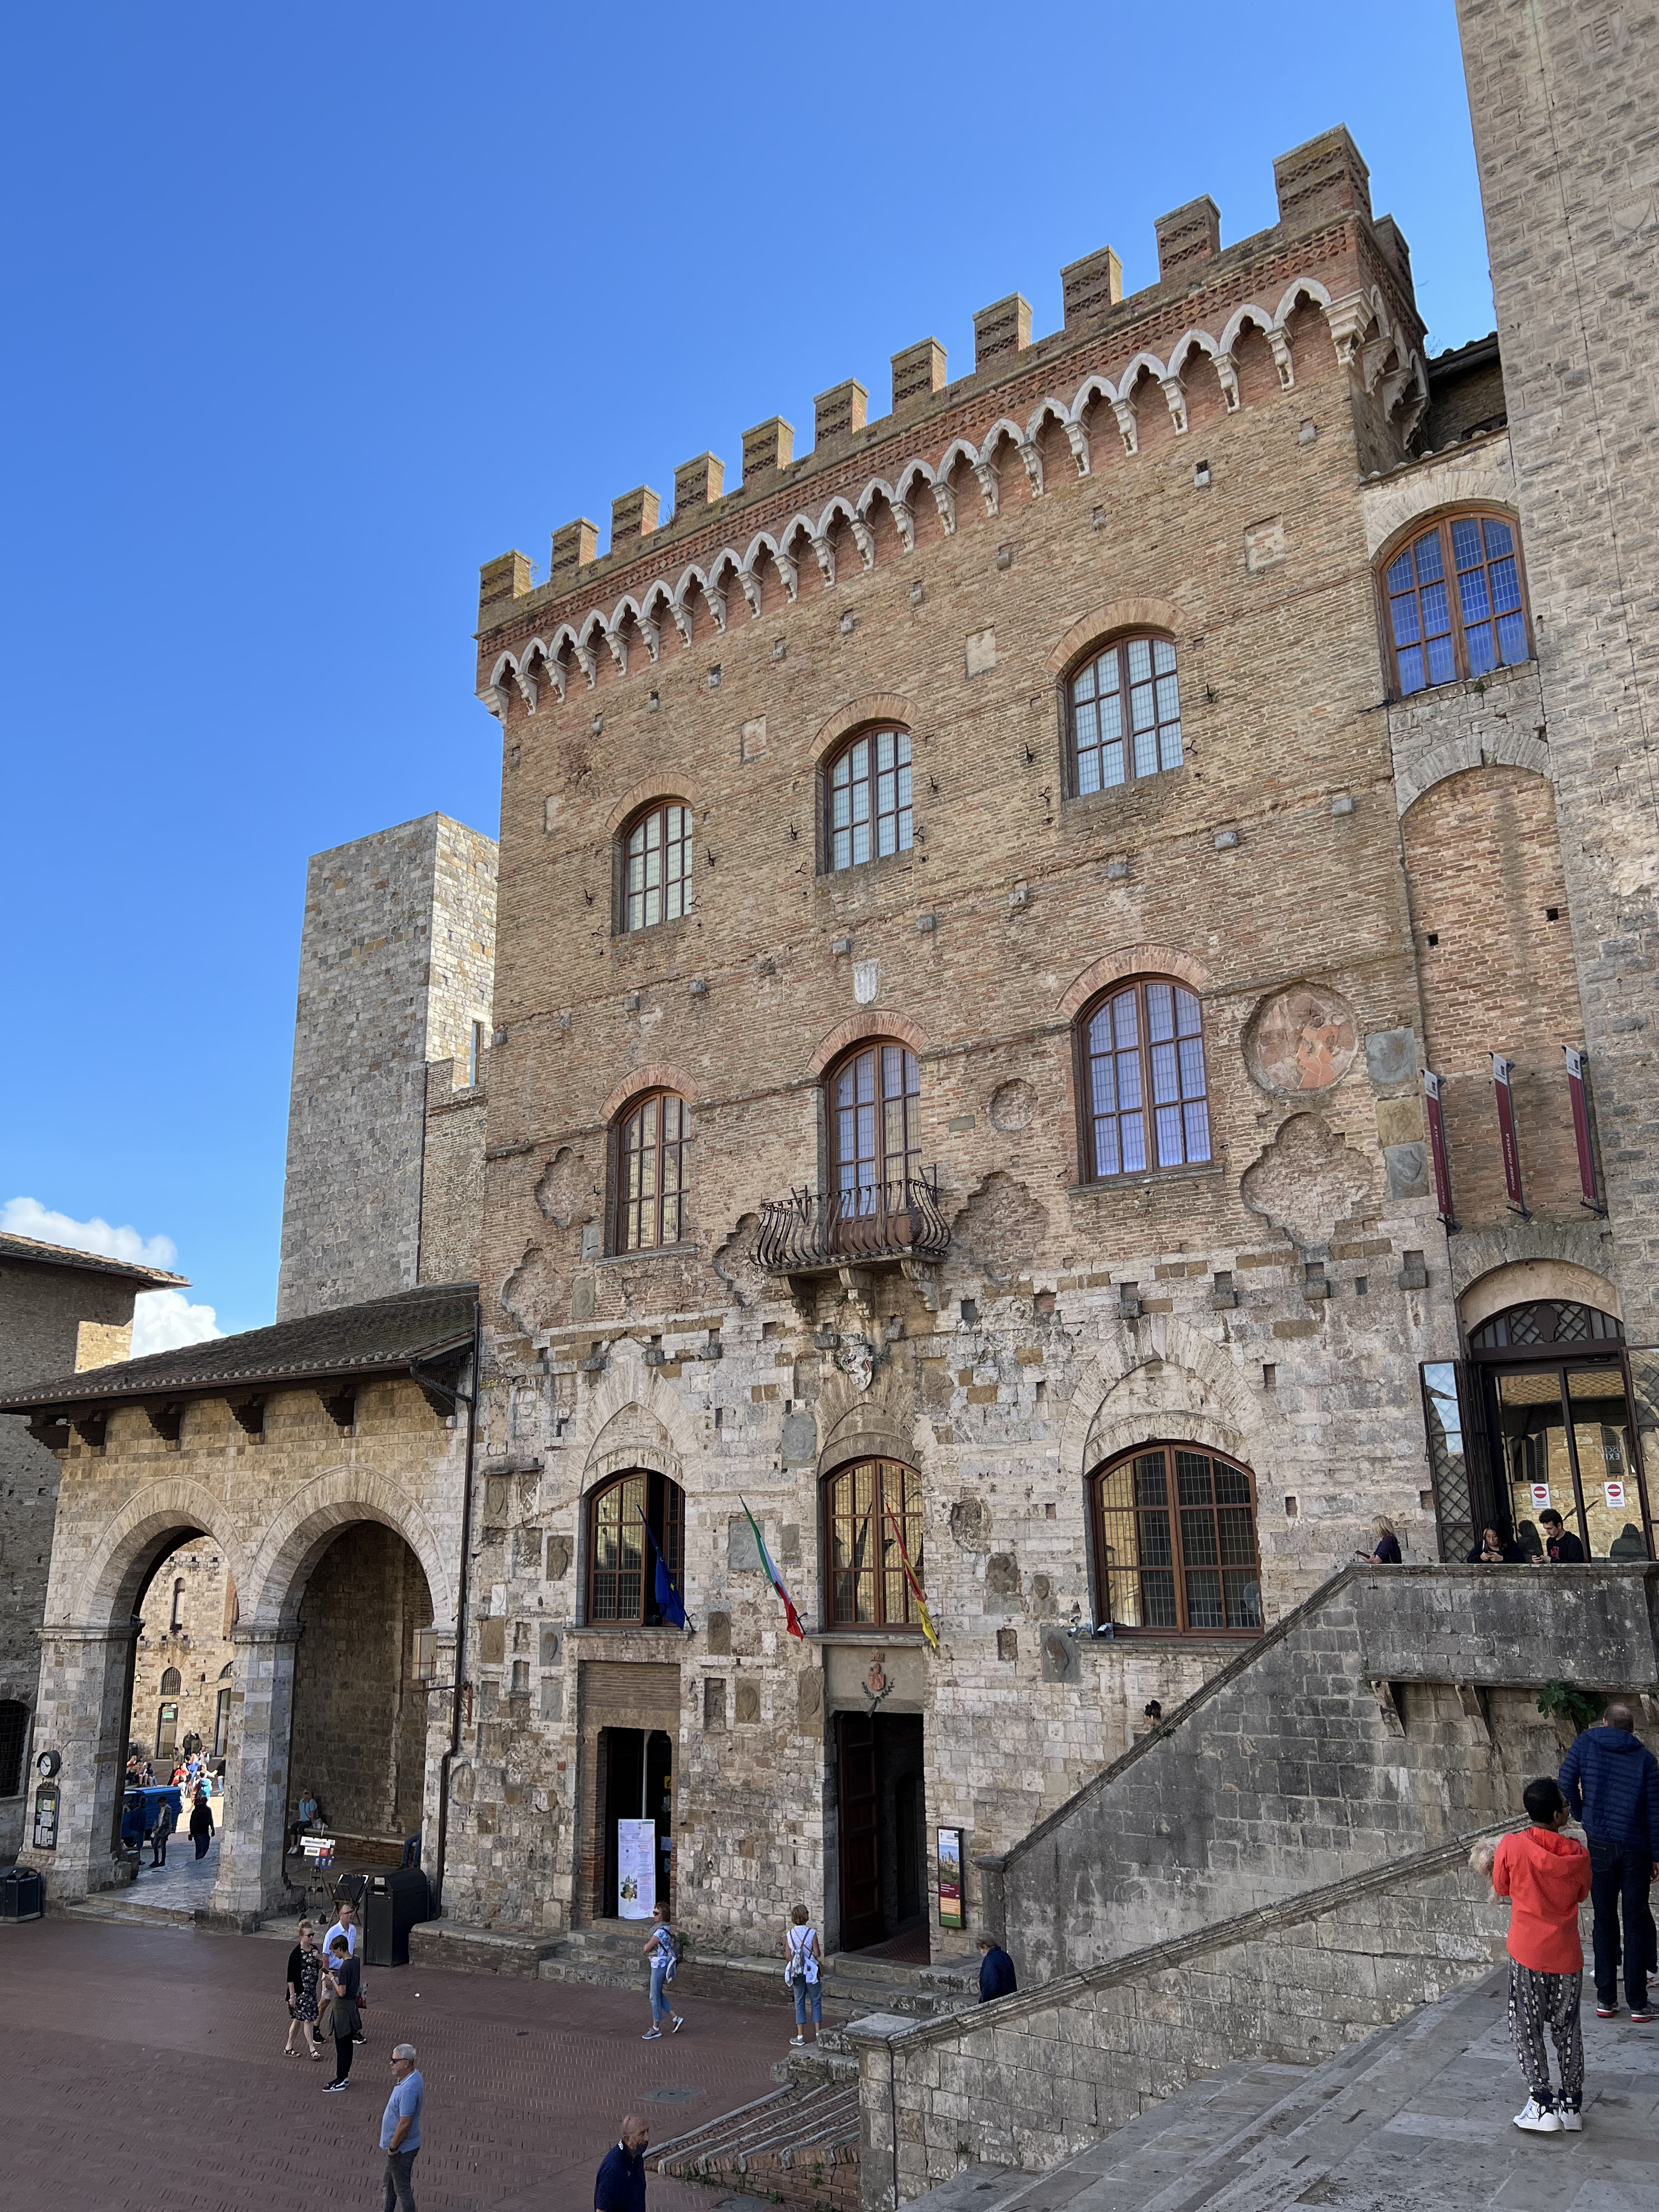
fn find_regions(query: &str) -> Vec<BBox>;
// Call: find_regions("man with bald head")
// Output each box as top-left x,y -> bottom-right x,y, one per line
594,2115 -> 650,2212
1559,1702 -> 1659,2023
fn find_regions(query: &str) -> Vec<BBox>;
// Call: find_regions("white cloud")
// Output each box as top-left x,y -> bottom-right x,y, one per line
1,1196 -> 225,1357
2,1194 -> 179,1271
132,1289 -> 225,1357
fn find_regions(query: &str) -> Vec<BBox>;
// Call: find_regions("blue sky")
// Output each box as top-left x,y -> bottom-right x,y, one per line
1,2 -> 1493,1342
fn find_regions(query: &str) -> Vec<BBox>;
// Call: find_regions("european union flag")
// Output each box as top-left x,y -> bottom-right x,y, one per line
639,1515 -> 689,1629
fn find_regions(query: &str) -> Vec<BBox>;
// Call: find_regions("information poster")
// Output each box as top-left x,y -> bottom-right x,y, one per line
618,1818 -> 656,1919
936,1825 -> 963,1928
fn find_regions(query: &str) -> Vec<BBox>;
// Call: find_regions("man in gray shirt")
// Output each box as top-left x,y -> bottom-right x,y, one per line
380,2042 -> 423,2211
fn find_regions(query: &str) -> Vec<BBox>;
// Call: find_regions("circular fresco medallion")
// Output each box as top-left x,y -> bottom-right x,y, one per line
1245,984 -> 1359,1095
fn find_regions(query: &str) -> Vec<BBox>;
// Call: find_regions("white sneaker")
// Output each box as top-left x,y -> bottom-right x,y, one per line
1558,2107 -> 1583,2132
1513,2097 -> 1561,2133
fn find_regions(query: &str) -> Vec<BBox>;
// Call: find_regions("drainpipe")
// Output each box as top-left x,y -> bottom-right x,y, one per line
430,1297 -> 481,1914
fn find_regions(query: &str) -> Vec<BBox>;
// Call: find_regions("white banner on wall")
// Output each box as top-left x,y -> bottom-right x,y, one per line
618,1818 -> 656,1919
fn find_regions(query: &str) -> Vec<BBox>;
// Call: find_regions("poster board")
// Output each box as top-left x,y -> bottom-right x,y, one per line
618,1818 -> 656,1918
936,1825 -> 963,1927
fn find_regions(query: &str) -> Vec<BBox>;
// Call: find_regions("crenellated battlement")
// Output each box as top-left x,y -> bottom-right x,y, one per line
476,126 -> 1426,713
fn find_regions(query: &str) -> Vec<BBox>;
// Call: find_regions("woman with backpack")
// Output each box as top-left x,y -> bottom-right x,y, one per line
640,1901 -> 683,2039
784,1904 -> 823,2046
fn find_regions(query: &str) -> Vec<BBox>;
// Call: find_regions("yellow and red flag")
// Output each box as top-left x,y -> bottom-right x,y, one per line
883,1498 -> 939,1651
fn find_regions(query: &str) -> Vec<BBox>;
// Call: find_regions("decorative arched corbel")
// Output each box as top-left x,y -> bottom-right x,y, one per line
851,517 -> 875,569
547,656 -> 568,702
638,611 -> 661,663
706,581 -> 728,634
670,599 -> 694,650
1110,398 -> 1139,456
930,479 -> 957,535
1063,421 -> 1091,476
1267,330 -> 1295,389
739,567 -> 764,618
604,626 -> 628,674
513,664 -> 539,713
811,533 -> 836,586
776,547 -> 800,600
1018,440 -> 1045,496
971,459 -> 1000,517
1214,354 -> 1241,411
890,499 -> 915,554
575,640 -> 599,687
1159,375 -> 1188,435
1323,293 -> 1372,367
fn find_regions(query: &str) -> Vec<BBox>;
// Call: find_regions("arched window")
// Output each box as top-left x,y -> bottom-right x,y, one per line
0,1699 -> 27,1797
1079,978 -> 1211,1179
823,1459 -> 925,1630
826,728 -> 912,870
1383,512 -> 1530,696
614,1091 -> 690,1251
159,1666 -> 182,1695
586,1470 -> 685,1626
829,1041 -> 921,1201
170,1578 -> 184,1631
622,802 -> 693,931
1068,635 -> 1181,795
1091,1444 -> 1262,1634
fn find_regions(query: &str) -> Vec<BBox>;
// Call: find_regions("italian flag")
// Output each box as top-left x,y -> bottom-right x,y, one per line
742,1497 -> 805,1640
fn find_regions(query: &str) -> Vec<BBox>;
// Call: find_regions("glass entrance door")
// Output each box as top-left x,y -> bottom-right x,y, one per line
1491,1361 -> 1645,1559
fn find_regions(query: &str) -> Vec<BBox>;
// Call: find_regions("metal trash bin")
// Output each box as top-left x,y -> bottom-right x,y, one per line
1,1867 -> 45,1921
363,1865 -> 431,1968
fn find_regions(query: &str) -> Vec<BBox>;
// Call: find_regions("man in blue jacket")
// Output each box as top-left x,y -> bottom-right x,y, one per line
977,1936 -> 1018,2002
1559,1703 -> 1659,2023
595,2116 -> 650,2212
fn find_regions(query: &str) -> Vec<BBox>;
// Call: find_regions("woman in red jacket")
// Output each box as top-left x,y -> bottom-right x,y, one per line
1490,1777 -> 1593,2135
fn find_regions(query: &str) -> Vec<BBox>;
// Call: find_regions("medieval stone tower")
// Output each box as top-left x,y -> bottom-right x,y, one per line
276,812 -> 498,1319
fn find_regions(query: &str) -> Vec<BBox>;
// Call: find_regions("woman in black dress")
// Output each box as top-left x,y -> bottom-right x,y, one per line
284,1921 -> 323,2058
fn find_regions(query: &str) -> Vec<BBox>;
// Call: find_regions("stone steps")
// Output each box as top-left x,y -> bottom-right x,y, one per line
62,1894 -> 205,1931
654,2077 -> 862,2212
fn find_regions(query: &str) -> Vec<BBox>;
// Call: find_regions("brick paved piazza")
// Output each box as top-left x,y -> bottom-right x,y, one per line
0,1916 -> 790,2212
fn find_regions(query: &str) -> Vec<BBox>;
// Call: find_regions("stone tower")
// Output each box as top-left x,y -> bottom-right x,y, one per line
276,813 -> 497,1319
1455,1 -> 1659,1333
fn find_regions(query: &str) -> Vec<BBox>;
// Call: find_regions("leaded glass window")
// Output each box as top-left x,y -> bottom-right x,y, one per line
1069,636 -> 1181,794
828,730 -> 912,870
587,1471 -> 684,1625
830,1044 -> 921,1198
1082,979 -> 1211,1179
616,1092 -> 689,1251
1091,1445 -> 1262,1633
624,804 -> 693,931
1385,514 -> 1530,697
825,1459 -> 925,1629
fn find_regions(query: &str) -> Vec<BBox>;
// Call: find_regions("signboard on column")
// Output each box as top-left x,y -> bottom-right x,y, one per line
1563,1047 -> 1604,1213
936,1826 -> 964,1927
617,1818 -> 656,1918
1491,1056 -> 1528,1216
1421,1070 -> 1456,1228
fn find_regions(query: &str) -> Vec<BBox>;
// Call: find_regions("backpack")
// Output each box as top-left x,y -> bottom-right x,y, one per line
660,1925 -> 680,1983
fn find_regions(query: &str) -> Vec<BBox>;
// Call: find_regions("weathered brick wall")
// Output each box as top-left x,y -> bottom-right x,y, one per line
288,1519 -> 434,1844
995,1562 -> 1655,1985
127,1542 -> 238,1764
1454,0 -> 1659,1334
276,813 -> 497,1321
855,1843 -> 1515,2205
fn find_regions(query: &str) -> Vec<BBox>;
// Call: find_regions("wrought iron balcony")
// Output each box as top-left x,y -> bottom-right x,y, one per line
753,1175 -> 950,1276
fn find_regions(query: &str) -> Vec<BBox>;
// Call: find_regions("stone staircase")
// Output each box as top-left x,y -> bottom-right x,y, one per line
535,1920 -> 978,2028
896,1968 -> 1659,2210
654,2075 -> 862,2212
62,1891 -> 205,1932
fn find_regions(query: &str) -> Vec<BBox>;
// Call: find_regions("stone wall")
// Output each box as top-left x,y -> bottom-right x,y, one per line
420,1052 -> 491,1287
851,1838 -> 1514,2206
1455,0 -> 1659,1337
288,1520 -> 433,1845
276,813 -> 497,1321
127,1541 -> 238,1764
994,1562 -> 1657,1985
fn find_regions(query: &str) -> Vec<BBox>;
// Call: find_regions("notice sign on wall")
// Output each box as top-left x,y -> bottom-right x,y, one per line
617,1818 -> 656,1919
936,1825 -> 964,1928
33,1783 -> 59,1850
1530,1484 -> 1551,1511
1606,1480 -> 1627,1511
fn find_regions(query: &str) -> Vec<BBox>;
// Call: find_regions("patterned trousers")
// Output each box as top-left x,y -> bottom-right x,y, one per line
1508,1958 -> 1584,2108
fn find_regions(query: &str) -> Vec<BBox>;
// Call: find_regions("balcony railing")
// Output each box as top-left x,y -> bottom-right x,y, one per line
753,1174 -> 950,1275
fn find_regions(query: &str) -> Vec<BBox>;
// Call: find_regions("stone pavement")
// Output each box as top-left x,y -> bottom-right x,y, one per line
0,1913 -> 792,2212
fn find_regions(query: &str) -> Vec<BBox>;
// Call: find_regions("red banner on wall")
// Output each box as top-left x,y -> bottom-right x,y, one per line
1563,1046 -> 1604,1213
1421,1069 -> 1457,1227
1491,1055 -> 1528,1215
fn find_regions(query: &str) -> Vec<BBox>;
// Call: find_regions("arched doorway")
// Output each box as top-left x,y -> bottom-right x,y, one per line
285,1522 -> 435,1863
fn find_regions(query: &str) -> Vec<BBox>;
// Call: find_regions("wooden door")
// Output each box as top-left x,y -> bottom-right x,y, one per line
836,1710 -> 882,1950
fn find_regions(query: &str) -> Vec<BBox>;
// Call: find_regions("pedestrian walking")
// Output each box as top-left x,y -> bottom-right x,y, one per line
148,1795 -> 175,1867
1559,1701 -> 1659,2022
977,1935 -> 1018,2002
321,1945 -> 362,2090
594,2116 -> 650,2212
285,1920 -> 324,2058
379,2043 -> 423,2211
640,1901 -> 682,2039
188,1786 -> 214,1860
784,1904 -> 822,2045
1489,1776 -> 1592,2132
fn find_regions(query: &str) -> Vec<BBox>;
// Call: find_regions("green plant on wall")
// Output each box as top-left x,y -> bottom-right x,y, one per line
1537,1679 -> 1604,1734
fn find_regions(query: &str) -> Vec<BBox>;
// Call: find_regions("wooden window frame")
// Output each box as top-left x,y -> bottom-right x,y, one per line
584,1469 -> 685,1627
1378,506 -> 1533,700
1064,633 -> 1182,799
821,1457 -> 926,1632
612,1089 -> 691,1254
826,1040 -> 922,1197
1089,1442 -> 1263,1637
823,728 -> 914,874
1074,976 -> 1212,1183
619,800 -> 694,933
